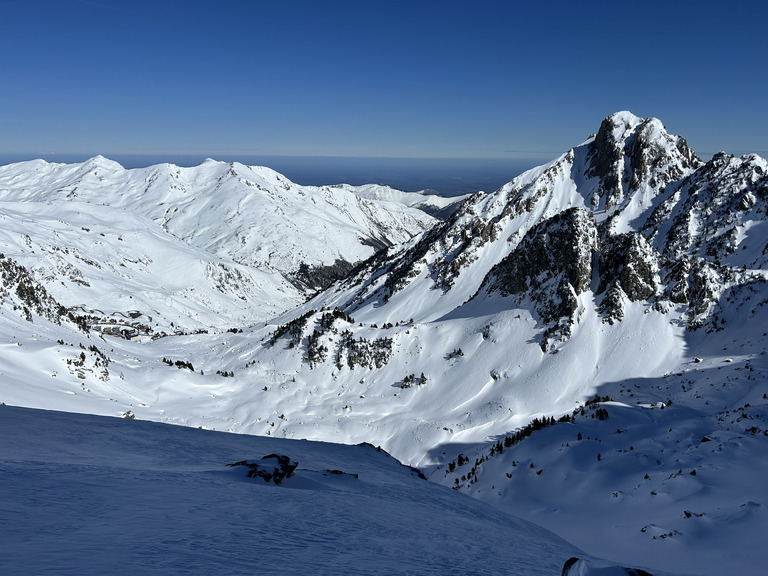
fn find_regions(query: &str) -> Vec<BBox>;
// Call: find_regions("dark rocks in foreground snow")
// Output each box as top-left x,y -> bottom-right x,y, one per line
228,454 -> 299,485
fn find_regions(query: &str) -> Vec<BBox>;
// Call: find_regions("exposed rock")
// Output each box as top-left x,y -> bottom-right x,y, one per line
627,117 -> 698,192
0,254 -> 71,325
586,114 -> 627,204
481,207 -> 598,349
587,112 -> 701,212
657,152 -> 768,262
598,232 -> 660,301
290,258 -> 355,292
227,454 -> 298,485
484,207 -> 597,299
599,280 -> 627,324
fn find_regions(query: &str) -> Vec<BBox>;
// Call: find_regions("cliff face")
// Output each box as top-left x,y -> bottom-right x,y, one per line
480,207 -> 598,348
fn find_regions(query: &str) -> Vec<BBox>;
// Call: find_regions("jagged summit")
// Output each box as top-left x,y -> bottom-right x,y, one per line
324,112 -> 710,333
598,110 -> 644,138
585,112 -> 700,230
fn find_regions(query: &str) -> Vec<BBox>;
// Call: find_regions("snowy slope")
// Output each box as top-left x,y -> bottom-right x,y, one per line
436,296 -> 768,575
337,182 -> 472,218
0,198 -> 300,331
0,404 -> 597,576
0,156 -> 440,299
2,112 -> 767,574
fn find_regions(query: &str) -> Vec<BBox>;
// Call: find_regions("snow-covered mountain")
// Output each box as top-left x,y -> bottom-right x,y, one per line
335,182 -> 472,219
1,112 -> 767,574
0,157 -> 445,329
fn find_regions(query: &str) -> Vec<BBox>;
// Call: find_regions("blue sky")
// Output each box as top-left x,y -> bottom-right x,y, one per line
1,0 -> 766,159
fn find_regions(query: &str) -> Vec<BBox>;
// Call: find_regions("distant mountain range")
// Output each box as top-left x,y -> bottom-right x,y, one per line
1,111 -> 766,575
0,156 -> 465,330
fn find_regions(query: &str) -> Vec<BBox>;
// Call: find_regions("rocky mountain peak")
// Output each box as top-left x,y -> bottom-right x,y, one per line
586,113 -> 701,213
335,112 -> 763,352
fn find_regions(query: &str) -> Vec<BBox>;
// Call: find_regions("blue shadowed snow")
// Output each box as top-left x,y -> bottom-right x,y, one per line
0,404 -> 582,576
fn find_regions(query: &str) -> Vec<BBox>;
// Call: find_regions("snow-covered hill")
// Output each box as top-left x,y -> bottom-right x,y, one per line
2,112 -> 767,574
0,156 -> 441,313
0,404 -> 596,576
335,182 -> 472,219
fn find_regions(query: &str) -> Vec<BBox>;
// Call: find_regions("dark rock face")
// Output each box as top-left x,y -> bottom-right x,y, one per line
481,208 -> 598,349
598,232 -> 660,301
0,254 -> 69,325
627,118 -> 698,192
586,113 -> 701,211
484,207 -> 598,300
598,280 -> 627,324
290,258 -> 355,292
586,116 -> 624,199
227,454 -> 299,485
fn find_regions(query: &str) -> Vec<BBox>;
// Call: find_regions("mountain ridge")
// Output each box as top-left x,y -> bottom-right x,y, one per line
0,157 -> 458,329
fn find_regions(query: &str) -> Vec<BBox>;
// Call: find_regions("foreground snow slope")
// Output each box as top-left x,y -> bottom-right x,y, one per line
0,404 -> 591,576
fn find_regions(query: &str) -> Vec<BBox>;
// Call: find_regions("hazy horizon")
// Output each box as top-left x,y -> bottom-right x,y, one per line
0,153 -> 550,197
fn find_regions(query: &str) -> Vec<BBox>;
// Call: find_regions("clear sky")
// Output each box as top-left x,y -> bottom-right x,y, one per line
1,0 -> 766,159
